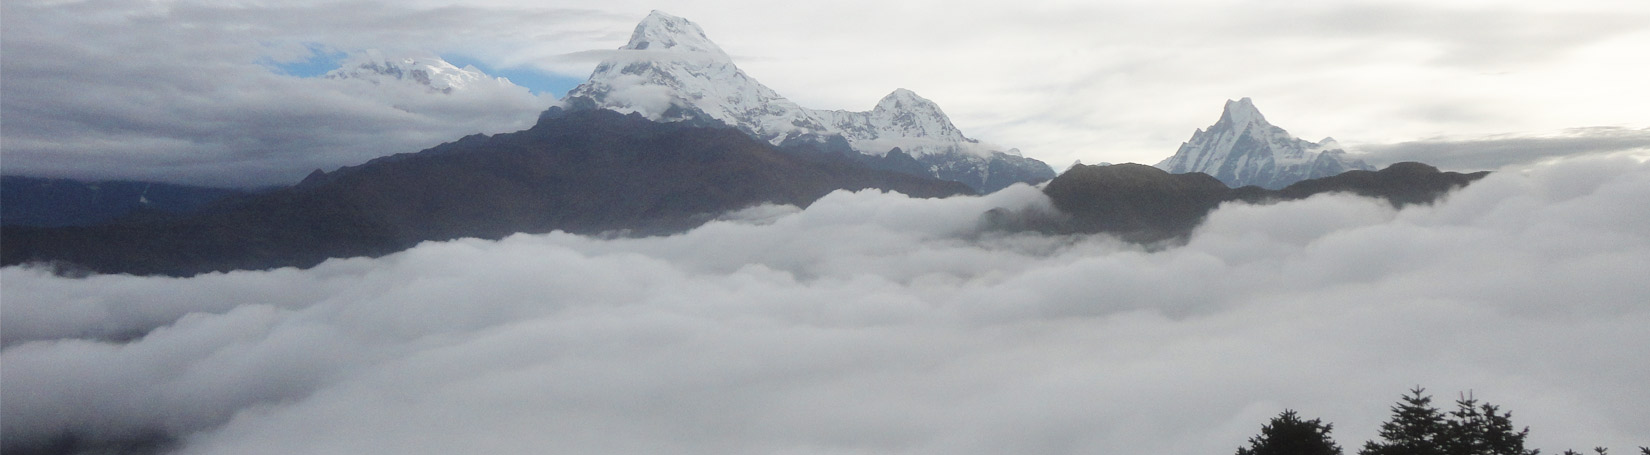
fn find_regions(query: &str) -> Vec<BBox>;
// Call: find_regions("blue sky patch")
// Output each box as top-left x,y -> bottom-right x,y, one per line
264,44 -> 348,78
260,45 -> 582,96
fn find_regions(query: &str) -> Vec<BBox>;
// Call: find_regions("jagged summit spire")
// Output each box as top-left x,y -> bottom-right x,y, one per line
1154,97 -> 1373,189
1216,97 -> 1267,131
623,10 -> 728,58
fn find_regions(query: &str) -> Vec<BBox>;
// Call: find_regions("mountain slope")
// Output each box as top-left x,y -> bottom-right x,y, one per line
1155,98 -> 1374,189
1026,162 -> 1489,242
1,109 -> 971,276
564,10 -> 1054,193
0,177 -> 248,227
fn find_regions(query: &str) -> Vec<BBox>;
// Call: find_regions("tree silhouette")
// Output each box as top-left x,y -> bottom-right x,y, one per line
1362,387 -> 1542,455
1361,387 -> 1449,455
1236,409 -> 1344,455
1442,393 -> 1535,455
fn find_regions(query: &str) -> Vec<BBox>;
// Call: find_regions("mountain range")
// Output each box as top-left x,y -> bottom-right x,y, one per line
0,11 -> 1492,278
564,11 -> 1056,193
1027,161 -> 1488,242
1156,98 -> 1375,189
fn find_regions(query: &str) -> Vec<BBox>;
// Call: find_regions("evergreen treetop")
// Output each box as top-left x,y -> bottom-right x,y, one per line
1235,409 -> 1343,455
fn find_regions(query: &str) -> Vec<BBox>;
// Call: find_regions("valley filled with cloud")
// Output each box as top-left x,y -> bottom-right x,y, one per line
5,154 -> 1646,454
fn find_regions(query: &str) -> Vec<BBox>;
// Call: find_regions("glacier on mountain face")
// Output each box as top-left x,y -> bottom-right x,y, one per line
1155,98 -> 1373,189
563,11 -> 1054,193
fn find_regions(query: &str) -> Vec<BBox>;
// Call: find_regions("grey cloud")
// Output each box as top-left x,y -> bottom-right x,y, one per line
3,156 -> 1647,454
1356,126 -> 1650,171
1005,3 -> 1650,67
0,0 -> 623,187
1281,4 -> 1648,68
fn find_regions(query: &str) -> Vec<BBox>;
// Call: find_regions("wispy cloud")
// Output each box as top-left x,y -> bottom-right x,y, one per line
1356,126 -> 1650,171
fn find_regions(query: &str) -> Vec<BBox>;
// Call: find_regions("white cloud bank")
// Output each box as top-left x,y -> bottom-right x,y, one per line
3,156 -> 1648,454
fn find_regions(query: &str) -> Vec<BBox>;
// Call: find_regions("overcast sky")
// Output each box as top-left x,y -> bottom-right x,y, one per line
4,154 -> 1647,453
3,0 -> 1648,186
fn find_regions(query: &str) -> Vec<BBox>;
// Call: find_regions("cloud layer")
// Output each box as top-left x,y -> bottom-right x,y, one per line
4,155 -> 1647,454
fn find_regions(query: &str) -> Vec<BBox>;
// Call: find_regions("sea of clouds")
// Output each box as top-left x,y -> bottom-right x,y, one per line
3,155 -> 1647,454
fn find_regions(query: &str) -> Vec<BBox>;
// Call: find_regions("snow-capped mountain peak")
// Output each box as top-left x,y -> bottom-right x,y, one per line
1215,97 -> 1267,133
567,11 -> 813,138
1155,98 -> 1372,189
624,10 -> 730,59
325,51 -> 488,94
849,88 -> 968,147
875,88 -> 935,113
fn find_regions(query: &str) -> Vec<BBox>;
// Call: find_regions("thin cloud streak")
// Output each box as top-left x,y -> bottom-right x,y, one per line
1356,126 -> 1650,171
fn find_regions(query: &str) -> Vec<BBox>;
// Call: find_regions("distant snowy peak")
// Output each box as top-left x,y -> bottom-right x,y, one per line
1155,98 -> 1373,189
866,88 -> 968,142
814,88 -> 976,157
325,51 -> 489,94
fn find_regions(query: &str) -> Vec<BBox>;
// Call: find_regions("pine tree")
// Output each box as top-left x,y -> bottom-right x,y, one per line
1442,393 -> 1536,455
1361,387 -> 1449,455
1236,409 -> 1344,455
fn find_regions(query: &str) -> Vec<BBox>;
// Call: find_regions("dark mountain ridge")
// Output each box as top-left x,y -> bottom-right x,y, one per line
0,177 -> 250,227
2,109 -> 971,277
1026,162 -> 1491,242
2,107 -> 1492,277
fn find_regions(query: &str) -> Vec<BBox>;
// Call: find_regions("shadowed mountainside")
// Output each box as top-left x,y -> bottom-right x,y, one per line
1,109 -> 972,276
0,177 -> 250,227
1028,162 -> 1490,242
